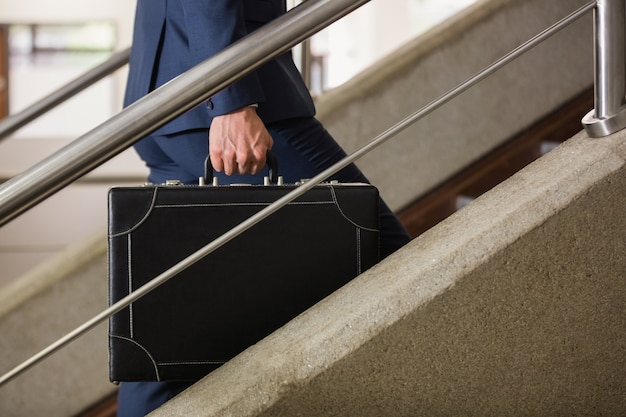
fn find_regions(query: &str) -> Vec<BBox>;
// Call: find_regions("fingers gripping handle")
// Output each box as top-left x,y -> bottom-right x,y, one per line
203,151 -> 279,185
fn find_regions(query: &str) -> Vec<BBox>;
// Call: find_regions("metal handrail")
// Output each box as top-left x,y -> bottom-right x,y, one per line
582,0 -> 626,137
0,48 -> 131,142
0,0 -> 371,228
0,0 -> 601,387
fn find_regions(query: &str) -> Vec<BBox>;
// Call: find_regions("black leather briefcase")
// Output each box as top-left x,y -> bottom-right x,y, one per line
107,164 -> 380,382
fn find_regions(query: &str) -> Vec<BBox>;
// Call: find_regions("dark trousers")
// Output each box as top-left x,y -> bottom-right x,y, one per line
117,117 -> 410,416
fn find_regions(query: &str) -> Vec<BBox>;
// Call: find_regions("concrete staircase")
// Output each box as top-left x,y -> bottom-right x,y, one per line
1,0 -> 624,415
150,130 -> 626,416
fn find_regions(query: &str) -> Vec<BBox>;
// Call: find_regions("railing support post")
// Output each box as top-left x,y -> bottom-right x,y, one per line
583,0 -> 626,137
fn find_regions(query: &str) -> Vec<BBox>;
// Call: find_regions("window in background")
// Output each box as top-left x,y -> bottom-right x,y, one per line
290,0 -> 477,95
7,22 -> 116,139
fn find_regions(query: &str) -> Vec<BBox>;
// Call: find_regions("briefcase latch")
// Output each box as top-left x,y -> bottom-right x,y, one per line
265,176 -> 284,186
198,177 -> 219,186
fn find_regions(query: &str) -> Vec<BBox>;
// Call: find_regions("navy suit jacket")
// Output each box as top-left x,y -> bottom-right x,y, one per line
124,0 -> 315,136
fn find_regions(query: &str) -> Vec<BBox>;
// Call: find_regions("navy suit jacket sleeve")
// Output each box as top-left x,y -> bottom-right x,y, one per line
125,0 -> 315,136
182,0 -> 266,116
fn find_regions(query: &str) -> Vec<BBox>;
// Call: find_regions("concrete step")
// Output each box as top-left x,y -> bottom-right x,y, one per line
151,128 -> 626,417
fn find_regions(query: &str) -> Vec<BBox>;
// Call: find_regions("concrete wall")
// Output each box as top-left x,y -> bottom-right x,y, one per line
151,127 -> 626,417
0,1 -> 144,289
317,0 -> 594,211
0,232 -> 113,417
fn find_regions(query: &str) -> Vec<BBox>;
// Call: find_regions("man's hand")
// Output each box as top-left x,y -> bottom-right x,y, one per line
209,106 -> 273,176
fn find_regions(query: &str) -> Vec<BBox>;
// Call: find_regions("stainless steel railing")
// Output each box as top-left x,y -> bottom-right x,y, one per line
582,0 -> 626,137
0,0 -> 371,228
0,0 -> 374,387
0,48 -> 131,142
0,0 -> 624,388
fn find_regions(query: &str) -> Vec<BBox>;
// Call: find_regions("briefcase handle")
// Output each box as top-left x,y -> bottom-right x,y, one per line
203,151 -> 279,185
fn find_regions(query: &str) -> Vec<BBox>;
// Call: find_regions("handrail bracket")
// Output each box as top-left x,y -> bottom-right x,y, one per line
582,0 -> 626,137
